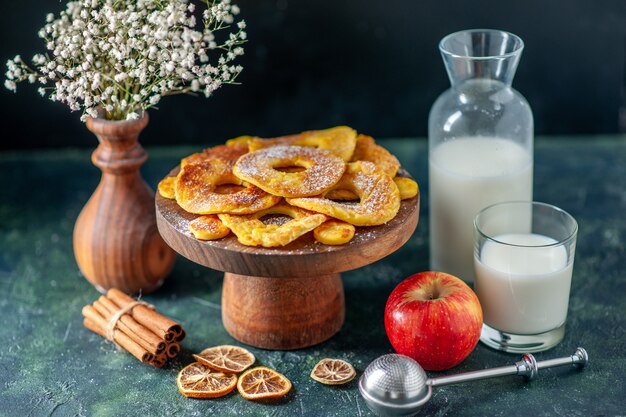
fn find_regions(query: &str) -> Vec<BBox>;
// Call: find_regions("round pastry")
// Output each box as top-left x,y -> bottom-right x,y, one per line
324,174 -> 418,201
225,135 -> 255,146
323,188 -> 359,201
351,134 -> 400,178
393,176 -> 419,200
157,176 -> 176,199
287,161 -> 400,226
233,146 -> 346,198
189,215 -> 231,240
313,220 -> 356,245
248,126 -> 357,161
175,159 -> 281,214
181,142 -> 249,167
218,202 -> 327,247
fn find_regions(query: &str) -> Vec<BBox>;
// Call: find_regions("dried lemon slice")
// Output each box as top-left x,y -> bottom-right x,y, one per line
237,366 -> 292,400
193,345 -> 255,374
310,358 -> 356,385
177,362 -> 237,399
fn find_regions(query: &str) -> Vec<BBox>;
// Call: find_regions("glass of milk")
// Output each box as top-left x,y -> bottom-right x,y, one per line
473,201 -> 578,353
429,29 -> 533,282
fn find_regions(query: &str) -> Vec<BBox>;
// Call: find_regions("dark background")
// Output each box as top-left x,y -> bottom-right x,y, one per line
1,0 -> 625,150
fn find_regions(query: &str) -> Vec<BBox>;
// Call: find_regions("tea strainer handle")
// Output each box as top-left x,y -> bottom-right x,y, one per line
429,347 -> 588,387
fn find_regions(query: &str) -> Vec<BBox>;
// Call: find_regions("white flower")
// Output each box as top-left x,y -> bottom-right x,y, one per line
4,80 -> 16,91
4,0 -> 246,121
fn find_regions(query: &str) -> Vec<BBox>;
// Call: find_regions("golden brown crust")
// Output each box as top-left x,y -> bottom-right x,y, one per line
248,126 -> 357,161
181,142 -> 249,167
233,146 -> 346,198
175,159 -> 281,214
313,220 -> 356,245
157,176 -> 176,199
393,176 -> 419,200
166,127 -> 416,246
218,202 -> 327,247
189,215 -> 231,240
351,134 -> 400,177
287,161 -> 400,226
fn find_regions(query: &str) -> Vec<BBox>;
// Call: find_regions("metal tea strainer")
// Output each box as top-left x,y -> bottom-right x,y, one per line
358,348 -> 588,417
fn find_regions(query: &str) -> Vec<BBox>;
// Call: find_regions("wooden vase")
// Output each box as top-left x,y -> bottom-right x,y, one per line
73,112 -> 176,294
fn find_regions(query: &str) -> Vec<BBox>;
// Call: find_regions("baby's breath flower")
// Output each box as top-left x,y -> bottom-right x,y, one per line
5,80 -> 16,92
5,0 -> 247,122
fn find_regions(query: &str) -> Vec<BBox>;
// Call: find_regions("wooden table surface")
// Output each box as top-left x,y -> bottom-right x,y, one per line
1,136 -> 625,417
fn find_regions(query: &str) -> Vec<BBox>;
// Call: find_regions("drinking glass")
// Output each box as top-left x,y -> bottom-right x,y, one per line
473,201 -> 578,353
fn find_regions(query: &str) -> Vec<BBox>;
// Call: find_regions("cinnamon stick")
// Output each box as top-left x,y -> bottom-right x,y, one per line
174,328 -> 186,342
82,288 -> 184,367
151,353 -> 168,368
94,296 -> 166,355
107,288 -> 184,341
82,306 -> 153,364
166,342 -> 180,359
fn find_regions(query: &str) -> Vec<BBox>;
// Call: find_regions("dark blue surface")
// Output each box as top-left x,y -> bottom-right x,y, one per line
0,137 -> 625,416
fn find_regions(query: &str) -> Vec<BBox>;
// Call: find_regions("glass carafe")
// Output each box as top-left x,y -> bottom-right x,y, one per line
428,29 -> 534,282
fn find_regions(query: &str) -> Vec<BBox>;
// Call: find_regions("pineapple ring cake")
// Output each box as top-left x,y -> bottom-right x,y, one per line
313,220 -> 356,245
162,126 -> 417,247
175,158 -> 281,215
324,134 -> 401,200
218,202 -> 327,247
393,176 -> 419,200
287,161 -> 400,226
180,141 -> 249,167
233,146 -> 346,198
247,126 -> 358,162
350,134 -> 400,178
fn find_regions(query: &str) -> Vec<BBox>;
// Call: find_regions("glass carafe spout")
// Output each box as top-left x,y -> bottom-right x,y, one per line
440,29 -> 524,87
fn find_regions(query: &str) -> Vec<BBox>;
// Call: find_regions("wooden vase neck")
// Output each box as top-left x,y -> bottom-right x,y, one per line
86,113 -> 149,175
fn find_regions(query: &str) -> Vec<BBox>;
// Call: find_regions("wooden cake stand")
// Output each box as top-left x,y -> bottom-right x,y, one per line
156,175 -> 419,350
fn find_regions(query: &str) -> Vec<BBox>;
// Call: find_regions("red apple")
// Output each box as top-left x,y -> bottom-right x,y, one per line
384,271 -> 483,371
